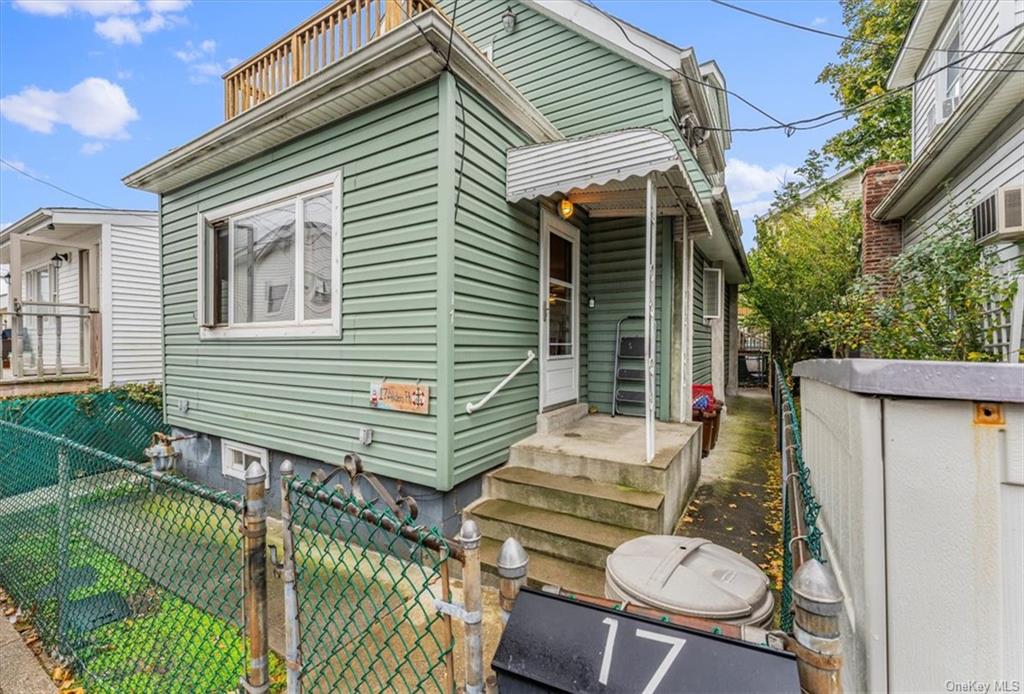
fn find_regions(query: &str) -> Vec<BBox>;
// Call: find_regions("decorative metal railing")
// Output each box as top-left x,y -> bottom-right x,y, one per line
223,0 -> 435,119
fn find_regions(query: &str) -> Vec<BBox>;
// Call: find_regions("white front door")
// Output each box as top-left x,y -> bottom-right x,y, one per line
540,211 -> 580,409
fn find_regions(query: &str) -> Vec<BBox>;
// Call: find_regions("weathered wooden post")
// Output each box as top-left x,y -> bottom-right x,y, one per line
460,518 -> 484,694
279,459 -> 302,694
242,461 -> 269,694
496,537 -> 528,625
789,558 -> 844,694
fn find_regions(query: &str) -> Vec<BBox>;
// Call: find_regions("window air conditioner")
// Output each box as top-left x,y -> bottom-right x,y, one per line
995,185 -> 1024,241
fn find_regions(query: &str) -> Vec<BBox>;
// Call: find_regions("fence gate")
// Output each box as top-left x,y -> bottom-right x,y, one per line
282,456 -> 457,693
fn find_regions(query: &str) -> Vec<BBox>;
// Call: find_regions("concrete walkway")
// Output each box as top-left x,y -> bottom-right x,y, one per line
674,389 -> 783,588
0,616 -> 55,694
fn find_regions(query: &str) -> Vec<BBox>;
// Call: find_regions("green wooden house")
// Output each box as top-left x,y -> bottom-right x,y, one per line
124,0 -> 748,591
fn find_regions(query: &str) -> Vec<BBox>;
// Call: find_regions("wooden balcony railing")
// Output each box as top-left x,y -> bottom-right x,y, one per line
223,0 -> 436,119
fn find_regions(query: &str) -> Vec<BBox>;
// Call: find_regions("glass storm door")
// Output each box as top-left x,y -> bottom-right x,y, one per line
541,214 -> 579,408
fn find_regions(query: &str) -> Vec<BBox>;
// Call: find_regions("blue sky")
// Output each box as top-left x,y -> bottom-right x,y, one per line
1,0 -> 851,244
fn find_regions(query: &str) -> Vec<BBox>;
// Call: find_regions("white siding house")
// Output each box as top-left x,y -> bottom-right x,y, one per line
875,0 -> 1024,359
1,208 -> 162,389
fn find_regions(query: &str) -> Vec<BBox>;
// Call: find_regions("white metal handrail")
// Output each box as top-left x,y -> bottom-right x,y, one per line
465,350 -> 536,414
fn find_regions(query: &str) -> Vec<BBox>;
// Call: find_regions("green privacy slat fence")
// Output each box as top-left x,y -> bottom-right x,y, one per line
0,419 -> 250,693
288,477 -> 455,693
0,389 -> 167,463
773,362 -> 825,633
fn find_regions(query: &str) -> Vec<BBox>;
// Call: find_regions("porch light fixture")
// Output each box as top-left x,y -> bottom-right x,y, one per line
559,199 -> 575,220
50,252 -> 71,269
501,6 -> 516,33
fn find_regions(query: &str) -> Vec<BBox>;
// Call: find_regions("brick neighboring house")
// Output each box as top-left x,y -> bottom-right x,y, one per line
861,0 -> 1024,359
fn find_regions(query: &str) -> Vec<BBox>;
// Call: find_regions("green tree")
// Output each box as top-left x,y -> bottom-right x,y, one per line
817,0 -> 918,167
816,205 -> 1020,361
744,198 -> 862,373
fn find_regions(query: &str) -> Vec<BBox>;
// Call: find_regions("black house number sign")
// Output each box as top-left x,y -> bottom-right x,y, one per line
491,589 -> 800,693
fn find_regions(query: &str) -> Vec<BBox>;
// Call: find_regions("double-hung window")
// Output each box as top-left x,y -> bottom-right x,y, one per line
944,26 -> 962,101
196,171 -> 341,338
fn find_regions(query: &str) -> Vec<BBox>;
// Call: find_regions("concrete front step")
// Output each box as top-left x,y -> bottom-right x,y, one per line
466,498 -> 645,569
479,537 -> 607,597
484,466 -> 664,533
509,441 -> 667,491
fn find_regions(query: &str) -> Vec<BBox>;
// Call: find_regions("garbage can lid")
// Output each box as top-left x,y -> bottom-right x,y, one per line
605,536 -> 769,620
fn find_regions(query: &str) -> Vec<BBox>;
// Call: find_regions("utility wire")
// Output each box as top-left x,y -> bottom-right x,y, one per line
1,158 -> 113,210
587,4 -> 1024,134
710,0 -> 1024,56
584,0 -> 789,127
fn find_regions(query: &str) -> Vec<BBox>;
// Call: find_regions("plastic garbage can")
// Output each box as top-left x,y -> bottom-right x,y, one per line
605,535 -> 774,627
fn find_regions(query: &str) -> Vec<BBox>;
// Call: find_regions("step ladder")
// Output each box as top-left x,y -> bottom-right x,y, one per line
612,315 -> 645,417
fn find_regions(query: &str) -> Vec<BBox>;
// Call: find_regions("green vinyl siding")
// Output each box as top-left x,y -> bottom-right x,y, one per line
586,218 -> 670,419
159,83 -> 442,487
692,246 -> 712,385
448,77 -> 542,484
438,0 -> 711,199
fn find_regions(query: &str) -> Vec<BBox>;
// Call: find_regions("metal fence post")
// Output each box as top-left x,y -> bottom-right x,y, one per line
496,537 -> 528,625
279,460 -> 302,694
459,519 -> 484,694
56,441 -> 71,653
790,558 -> 844,694
242,461 -> 269,694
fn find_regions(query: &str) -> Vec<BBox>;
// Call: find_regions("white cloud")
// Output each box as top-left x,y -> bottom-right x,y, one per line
13,1 -> 140,17
174,38 -> 215,62
94,10 -> 182,44
0,78 -> 139,139
80,141 -> 106,155
176,40 -> 237,83
811,17 -> 828,26
147,0 -> 189,11
726,158 -> 797,205
13,0 -> 189,44
95,15 -> 142,43
117,69 -> 133,79
726,158 -> 800,231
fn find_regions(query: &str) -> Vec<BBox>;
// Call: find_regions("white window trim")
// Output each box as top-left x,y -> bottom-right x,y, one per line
220,439 -> 270,488
703,267 -> 723,321
196,170 -> 342,340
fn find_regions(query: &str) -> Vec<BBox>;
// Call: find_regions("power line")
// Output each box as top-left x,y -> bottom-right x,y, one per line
584,0 -> 789,128
710,0 -> 1024,56
1,158 -> 112,210
0,158 -> 159,237
588,5 -> 1024,135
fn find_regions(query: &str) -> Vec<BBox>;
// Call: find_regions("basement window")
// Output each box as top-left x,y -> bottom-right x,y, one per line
197,171 -> 341,339
221,440 -> 270,488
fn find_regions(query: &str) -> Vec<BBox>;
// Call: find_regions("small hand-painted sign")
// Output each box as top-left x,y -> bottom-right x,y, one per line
492,588 -> 800,693
369,382 -> 429,415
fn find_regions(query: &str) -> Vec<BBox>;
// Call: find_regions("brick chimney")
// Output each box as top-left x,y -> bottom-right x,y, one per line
861,162 -> 906,294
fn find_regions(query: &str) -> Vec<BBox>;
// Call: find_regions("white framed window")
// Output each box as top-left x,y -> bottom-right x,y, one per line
196,171 -> 342,339
943,24 -> 962,102
703,267 -> 723,321
221,439 -> 270,488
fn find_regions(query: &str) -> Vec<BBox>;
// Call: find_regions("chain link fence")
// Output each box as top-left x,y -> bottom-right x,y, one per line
1,390 -> 463,692
284,469 -> 457,693
0,388 -> 167,463
0,419 -> 253,692
773,362 -> 826,633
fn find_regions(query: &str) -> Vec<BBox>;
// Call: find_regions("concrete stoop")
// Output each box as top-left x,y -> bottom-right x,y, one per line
465,413 -> 702,597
